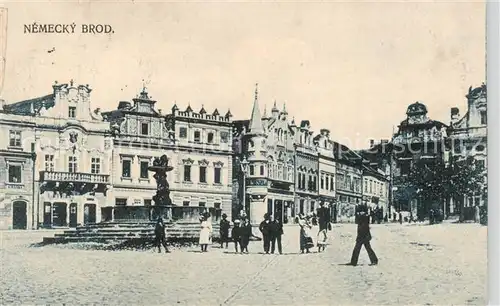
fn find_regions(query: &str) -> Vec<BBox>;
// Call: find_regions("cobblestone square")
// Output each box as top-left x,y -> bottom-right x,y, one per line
0,223 -> 486,305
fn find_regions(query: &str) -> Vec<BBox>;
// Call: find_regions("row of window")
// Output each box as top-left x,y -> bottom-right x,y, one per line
182,165 -> 222,184
364,178 -> 387,197
268,163 -> 294,181
320,174 -> 335,192
297,173 -> 317,192
43,155 -> 102,174
248,164 -> 265,176
336,173 -> 361,192
338,195 -> 361,204
115,198 -> 222,208
178,127 -> 230,144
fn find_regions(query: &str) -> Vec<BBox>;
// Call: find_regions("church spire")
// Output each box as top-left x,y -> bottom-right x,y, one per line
248,83 -> 265,135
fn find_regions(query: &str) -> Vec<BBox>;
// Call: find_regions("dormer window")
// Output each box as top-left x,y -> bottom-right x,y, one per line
68,106 -> 76,118
141,123 -> 149,136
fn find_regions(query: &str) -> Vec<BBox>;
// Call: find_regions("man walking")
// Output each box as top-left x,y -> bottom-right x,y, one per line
349,202 -> 377,266
154,217 -> 170,253
316,201 -> 330,252
259,213 -> 272,254
270,217 -> 284,254
219,213 -> 230,249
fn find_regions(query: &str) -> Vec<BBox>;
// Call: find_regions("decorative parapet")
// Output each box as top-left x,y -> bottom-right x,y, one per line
173,106 -> 233,123
40,171 -> 110,184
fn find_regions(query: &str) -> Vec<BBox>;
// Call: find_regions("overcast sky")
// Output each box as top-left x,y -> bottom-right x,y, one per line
0,1 -> 485,149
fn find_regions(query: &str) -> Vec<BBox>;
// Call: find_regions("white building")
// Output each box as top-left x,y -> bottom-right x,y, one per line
1,80 -> 112,229
0,112 -> 36,229
103,87 -> 234,221
362,166 -> 389,218
314,129 -> 336,220
170,103 -> 234,220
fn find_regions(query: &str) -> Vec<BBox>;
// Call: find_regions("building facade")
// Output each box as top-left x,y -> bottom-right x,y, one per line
448,83 -> 487,219
333,142 -> 363,223
233,86 -> 364,225
261,102 -> 295,224
169,102 -> 234,220
1,80 -> 112,229
294,120 -> 320,217
391,101 -> 448,219
314,129 -> 337,221
362,165 -> 390,219
102,88 -> 175,220
0,113 -> 36,230
103,87 -> 234,221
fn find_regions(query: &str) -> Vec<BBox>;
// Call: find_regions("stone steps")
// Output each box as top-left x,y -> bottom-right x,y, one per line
42,221 -> 222,245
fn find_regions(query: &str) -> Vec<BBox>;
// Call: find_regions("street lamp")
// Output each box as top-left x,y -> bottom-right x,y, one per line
240,156 -> 249,215
30,142 -> 37,230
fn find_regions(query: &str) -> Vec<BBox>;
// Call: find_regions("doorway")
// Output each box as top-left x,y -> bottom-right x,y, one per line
274,200 -> 283,223
43,202 -> 52,227
12,201 -> 27,230
52,203 -> 67,227
69,203 -> 78,227
84,204 -> 96,225
267,199 -> 273,217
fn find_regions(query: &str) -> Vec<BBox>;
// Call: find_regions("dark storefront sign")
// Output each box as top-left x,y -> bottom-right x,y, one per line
247,178 -> 267,187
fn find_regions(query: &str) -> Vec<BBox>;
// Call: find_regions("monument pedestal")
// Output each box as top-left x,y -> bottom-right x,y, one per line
249,198 -> 267,224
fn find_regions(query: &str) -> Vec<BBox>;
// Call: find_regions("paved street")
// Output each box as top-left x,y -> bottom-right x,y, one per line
1,223 -> 486,305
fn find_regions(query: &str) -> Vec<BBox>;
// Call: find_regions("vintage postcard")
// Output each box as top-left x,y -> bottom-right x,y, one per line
0,1 -> 488,305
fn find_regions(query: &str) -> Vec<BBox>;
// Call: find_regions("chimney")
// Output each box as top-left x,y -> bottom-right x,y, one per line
369,139 -> 375,148
451,107 -> 460,122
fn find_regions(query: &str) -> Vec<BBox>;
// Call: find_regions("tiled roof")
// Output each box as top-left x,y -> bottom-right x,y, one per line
3,94 -> 55,115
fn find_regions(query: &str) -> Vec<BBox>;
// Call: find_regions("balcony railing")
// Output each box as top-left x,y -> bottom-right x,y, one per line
40,171 -> 110,184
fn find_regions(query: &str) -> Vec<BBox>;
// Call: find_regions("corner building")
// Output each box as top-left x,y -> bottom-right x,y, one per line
1,80 -> 112,229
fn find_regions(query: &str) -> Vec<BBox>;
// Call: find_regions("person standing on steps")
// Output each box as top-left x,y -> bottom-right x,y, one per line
349,202 -> 378,266
219,213 -> 230,249
316,201 -> 331,253
154,217 -> 170,253
270,217 -> 284,254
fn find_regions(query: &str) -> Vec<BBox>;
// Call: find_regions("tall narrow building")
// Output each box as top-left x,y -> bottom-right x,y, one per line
244,84 -> 269,224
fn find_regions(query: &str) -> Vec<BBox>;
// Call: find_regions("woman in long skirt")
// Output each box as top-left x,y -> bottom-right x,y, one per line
298,214 -> 314,253
199,215 -> 213,252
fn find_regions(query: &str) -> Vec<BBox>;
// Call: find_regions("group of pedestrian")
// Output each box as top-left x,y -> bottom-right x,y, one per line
297,201 -> 331,254
220,213 -> 253,253
153,201 -> 379,267
258,213 -> 284,254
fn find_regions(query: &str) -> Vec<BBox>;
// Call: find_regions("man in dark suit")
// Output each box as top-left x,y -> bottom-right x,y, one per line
259,213 -> 272,254
316,201 -> 331,252
219,213 -> 230,249
154,217 -> 170,253
270,217 -> 284,254
349,202 -> 378,266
